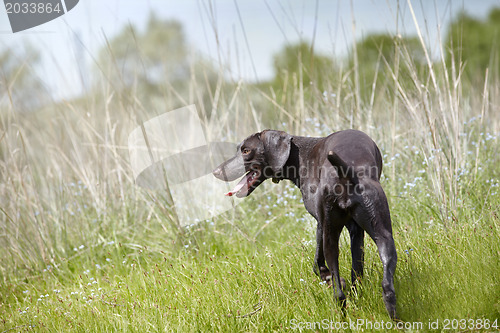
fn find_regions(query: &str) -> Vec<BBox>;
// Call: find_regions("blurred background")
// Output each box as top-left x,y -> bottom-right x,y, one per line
1,0 -> 499,105
0,0 -> 499,272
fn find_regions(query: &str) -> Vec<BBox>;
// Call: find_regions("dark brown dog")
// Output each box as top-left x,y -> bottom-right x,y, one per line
212,129 -> 398,319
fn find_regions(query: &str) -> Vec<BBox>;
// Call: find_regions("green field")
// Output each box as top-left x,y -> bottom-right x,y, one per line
1,8 -> 500,333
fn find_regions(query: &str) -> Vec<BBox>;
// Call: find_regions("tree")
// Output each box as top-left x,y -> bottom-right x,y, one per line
349,33 -> 425,100
271,41 -> 334,91
97,15 -> 189,94
445,8 -> 500,81
0,45 -> 48,112
95,14 -> 219,116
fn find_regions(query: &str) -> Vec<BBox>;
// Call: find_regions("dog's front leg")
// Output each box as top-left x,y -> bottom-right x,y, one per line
323,220 -> 346,307
313,221 -> 331,281
347,220 -> 365,286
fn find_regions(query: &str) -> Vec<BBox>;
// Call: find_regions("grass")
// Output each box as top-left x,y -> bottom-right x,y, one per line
1,4 -> 500,332
0,186 -> 498,331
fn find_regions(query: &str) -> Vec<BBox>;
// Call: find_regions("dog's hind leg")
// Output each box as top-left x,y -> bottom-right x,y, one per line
375,234 -> 398,320
352,180 -> 398,320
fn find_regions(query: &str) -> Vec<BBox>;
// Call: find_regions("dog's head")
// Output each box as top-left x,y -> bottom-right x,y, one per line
212,130 -> 292,197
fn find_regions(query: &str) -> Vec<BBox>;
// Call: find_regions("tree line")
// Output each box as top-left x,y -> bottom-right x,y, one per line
1,8 -> 499,113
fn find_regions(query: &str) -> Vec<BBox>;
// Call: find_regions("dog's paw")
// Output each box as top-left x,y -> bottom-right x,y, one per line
322,275 -> 346,291
319,268 -> 332,283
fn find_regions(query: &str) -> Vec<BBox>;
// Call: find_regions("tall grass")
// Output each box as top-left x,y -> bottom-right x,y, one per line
1,3 -> 499,331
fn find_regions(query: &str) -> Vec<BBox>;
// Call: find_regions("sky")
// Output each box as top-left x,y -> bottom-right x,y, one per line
1,0 -> 499,100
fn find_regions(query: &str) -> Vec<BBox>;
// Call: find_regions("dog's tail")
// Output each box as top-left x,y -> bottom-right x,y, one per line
327,151 -> 358,209
327,151 -> 357,182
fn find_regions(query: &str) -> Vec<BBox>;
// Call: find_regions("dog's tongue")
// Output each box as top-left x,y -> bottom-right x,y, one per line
225,173 -> 250,196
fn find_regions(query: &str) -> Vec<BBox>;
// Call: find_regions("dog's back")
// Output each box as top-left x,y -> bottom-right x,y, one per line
323,129 -> 382,181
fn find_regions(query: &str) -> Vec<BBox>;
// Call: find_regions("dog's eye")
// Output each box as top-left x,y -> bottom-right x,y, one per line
242,148 -> 251,155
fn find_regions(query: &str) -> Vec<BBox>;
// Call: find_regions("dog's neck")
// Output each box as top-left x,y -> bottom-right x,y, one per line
280,135 -> 322,187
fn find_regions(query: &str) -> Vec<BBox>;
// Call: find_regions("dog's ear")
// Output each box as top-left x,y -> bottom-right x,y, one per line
261,130 -> 292,173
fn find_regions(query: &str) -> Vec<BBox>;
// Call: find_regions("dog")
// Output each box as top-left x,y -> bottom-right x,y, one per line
212,129 -> 398,320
